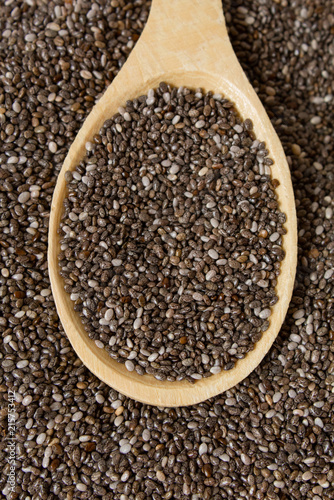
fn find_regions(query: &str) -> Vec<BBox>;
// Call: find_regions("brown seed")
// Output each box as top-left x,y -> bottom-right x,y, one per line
202,464 -> 212,477
84,442 -> 96,452
50,459 -> 60,471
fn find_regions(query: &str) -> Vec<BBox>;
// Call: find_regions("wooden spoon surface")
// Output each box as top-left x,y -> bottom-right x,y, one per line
48,0 -> 297,407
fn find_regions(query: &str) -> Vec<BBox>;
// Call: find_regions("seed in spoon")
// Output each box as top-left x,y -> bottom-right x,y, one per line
58,83 -> 286,382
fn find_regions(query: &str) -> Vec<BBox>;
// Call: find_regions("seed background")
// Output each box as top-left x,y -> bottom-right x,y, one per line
0,1 -> 333,499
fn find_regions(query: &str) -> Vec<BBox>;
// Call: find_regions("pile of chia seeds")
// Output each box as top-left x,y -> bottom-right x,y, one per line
0,1 -> 333,499
59,83 -> 285,382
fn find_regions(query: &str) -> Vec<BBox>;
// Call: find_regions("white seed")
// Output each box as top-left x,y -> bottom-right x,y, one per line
17,360 -> 28,369
114,416 -> 124,426
111,400 -> 122,409
142,429 -> 151,441
69,212 -> 78,221
105,309 -> 113,321
142,176 -> 150,187
88,279 -> 98,288
199,443 -> 207,456
314,417 -> 323,428
306,324 -> 313,335
76,483 -> 87,492
36,433 -> 47,445
48,141 -> 57,153
310,115 -> 321,124
266,409 -> 276,418
324,269 -> 333,279
293,309 -> 305,319
241,454 -> 251,465
325,207 -> 333,219
148,352 -> 159,362
193,292 -> 203,301
273,392 -> 282,403
201,354 -> 210,365
169,164 -> 180,175
121,471 -> 130,482
206,270 -> 216,281
80,70 -> 92,79
25,33 -> 36,42
259,309 -> 271,319
96,394 -> 105,404
22,395 -> 32,406
195,120 -> 205,128
198,167 -> 208,176
290,334 -> 301,342
125,360 -> 135,372
302,471 -> 313,481
112,259 -> 123,266
234,124 -> 243,133
303,457 -> 315,464
133,318 -> 142,330
208,249 -> 219,259
12,101 -> 21,113
156,471 -> 165,481
18,192 -> 30,204
269,232 -> 280,242
136,307 -> 143,318
120,444 -> 131,454
72,411 -> 83,421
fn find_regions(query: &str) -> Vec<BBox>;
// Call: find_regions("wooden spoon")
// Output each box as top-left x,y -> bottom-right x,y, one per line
48,0 -> 297,407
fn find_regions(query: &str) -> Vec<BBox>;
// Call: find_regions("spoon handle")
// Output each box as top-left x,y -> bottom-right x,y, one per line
142,0 -> 229,55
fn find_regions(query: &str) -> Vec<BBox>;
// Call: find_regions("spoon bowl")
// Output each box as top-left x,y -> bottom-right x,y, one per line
48,0 -> 297,407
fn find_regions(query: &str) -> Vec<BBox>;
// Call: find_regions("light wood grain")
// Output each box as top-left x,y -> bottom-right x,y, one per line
48,0 -> 297,407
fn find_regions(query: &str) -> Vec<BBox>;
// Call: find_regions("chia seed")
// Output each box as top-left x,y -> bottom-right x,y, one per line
59,83 -> 286,382
0,0 -> 333,499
